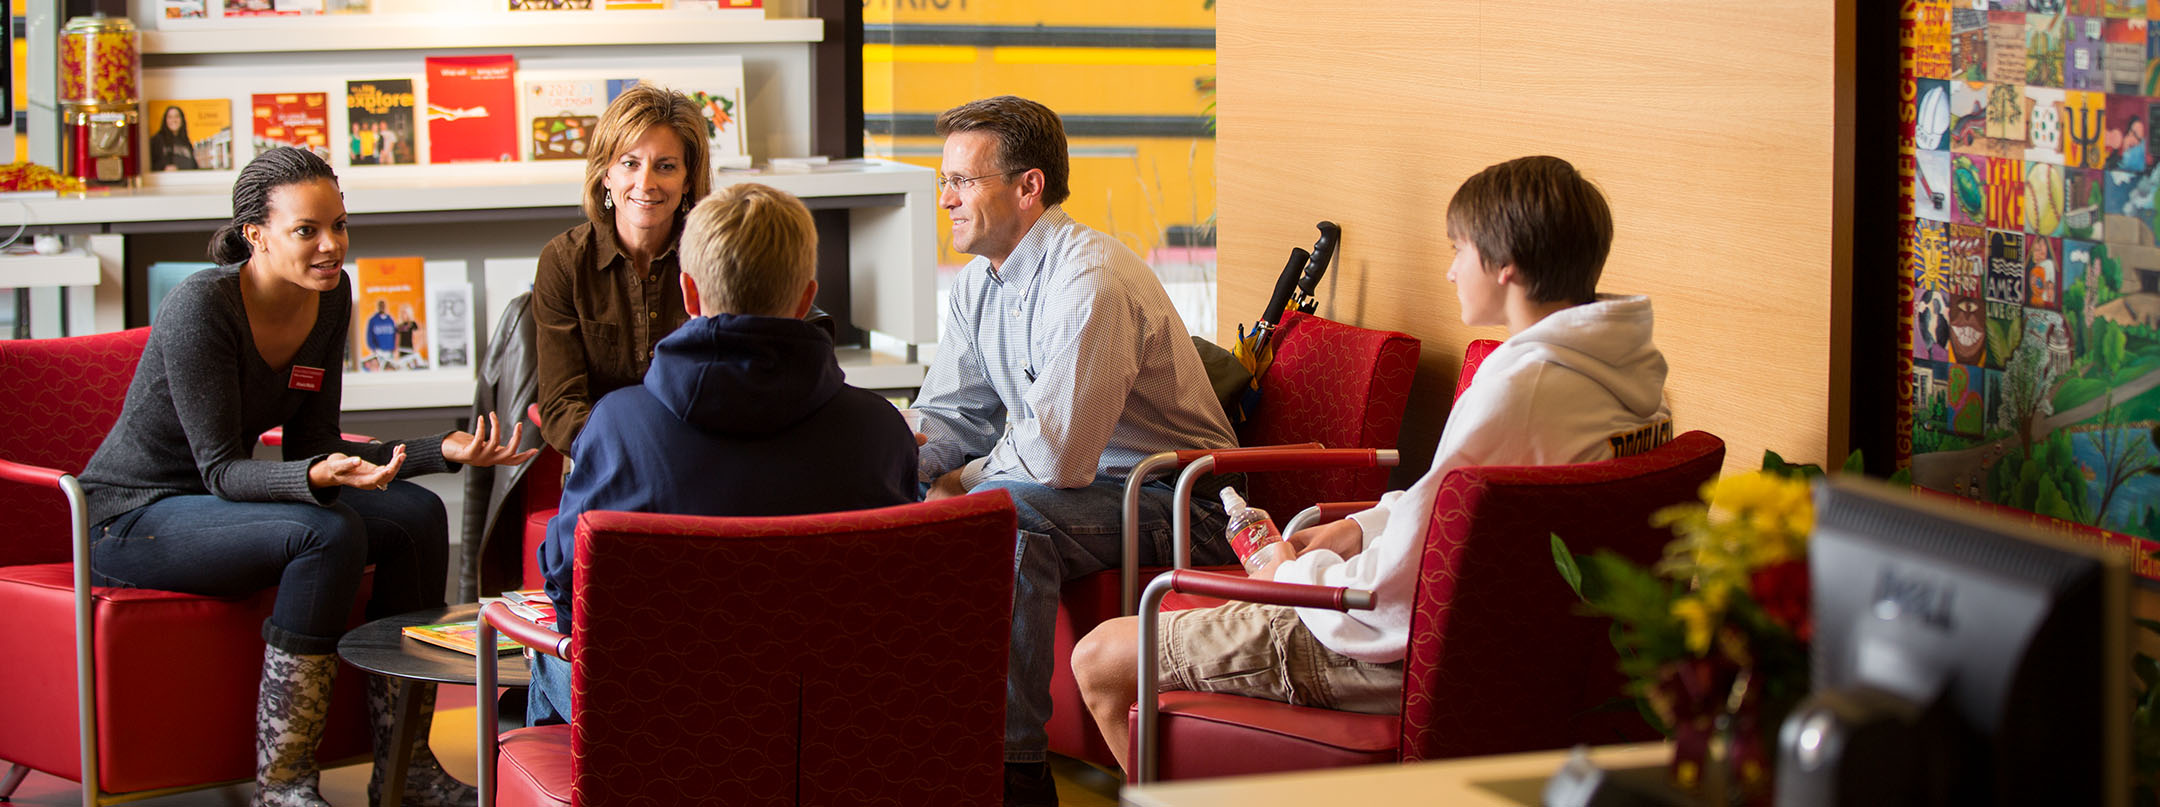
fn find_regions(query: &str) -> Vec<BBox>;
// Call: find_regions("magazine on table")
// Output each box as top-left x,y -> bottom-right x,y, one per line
402,620 -> 521,655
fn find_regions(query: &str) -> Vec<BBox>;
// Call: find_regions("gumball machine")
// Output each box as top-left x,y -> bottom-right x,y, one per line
57,14 -> 142,187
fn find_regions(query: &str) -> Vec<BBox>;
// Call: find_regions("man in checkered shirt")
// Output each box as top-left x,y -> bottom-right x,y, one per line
910,95 -> 1241,806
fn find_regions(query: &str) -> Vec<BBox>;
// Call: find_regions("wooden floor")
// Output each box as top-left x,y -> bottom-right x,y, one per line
4,686 -> 1122,806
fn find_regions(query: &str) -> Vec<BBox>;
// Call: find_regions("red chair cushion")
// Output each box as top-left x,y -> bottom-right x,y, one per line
1240,311 -> 1421,517
495,725 -> 573,807
0,563 -> 372,792
1144,691 -> 1399,781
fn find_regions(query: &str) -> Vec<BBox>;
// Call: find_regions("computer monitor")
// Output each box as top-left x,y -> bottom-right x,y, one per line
1775,477 -> 2128,806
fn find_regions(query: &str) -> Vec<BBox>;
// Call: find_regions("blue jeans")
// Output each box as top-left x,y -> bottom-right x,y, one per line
527,652 -> 572,726
975,475 -> 1236,763
89,482 -> 450,655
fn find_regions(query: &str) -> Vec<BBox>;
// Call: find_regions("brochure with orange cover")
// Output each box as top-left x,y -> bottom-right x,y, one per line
351,257 -> 427,372
402,621 -> 520,655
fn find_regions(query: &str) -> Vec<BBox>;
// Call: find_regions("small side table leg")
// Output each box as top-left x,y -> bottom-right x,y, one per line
382,678 -> 423,807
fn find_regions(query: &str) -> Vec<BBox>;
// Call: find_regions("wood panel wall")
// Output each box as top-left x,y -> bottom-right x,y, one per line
1217,1 -> 1856,480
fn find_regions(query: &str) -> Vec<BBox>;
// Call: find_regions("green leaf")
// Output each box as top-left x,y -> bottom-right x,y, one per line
1552,534 -> 1584,600
1888,467 -> 1914,486
2137,618 -> 2160,637
1761,450 -> 1791,474
1842,449 -> 1867,474
2137,654 -> 2159,690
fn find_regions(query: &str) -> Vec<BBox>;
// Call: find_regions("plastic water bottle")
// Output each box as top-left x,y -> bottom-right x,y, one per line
1221,487 -> 1289,575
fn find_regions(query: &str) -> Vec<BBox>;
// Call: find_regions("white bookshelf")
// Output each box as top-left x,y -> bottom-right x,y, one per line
142,15 -> 822,54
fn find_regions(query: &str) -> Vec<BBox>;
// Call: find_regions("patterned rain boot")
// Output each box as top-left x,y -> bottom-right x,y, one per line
366,675 -> 479,807
250,645 -> 338,807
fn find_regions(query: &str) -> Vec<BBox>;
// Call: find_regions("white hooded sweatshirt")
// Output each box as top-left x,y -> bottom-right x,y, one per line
1269,294 -> 1672,663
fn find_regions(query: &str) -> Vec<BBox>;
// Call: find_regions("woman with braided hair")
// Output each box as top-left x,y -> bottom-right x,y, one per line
78,146 -> 534,807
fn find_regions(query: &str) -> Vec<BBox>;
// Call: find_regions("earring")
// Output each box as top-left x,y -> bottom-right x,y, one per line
603,194 -> 614,210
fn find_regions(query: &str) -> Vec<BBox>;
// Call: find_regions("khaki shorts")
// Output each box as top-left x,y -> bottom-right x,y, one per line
1157,599 -> 1404,715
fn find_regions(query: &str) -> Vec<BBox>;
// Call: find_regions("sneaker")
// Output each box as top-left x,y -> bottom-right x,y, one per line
1003,761 -> 1059,807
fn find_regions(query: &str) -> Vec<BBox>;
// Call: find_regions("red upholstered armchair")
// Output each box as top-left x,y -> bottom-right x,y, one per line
475,492 -> 1018,806
0,329 -> 372,805
1129,429 -> 1728,782
1047,311 -> 1421,765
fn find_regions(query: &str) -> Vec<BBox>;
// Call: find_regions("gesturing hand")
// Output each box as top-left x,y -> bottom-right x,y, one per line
442,411 -> 541,469
310,444 -> 405,490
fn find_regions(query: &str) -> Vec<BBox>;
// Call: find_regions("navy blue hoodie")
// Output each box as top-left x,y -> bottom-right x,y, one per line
539,313 -> 919,630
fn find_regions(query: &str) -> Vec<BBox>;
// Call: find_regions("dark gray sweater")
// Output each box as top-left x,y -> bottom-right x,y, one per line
81,265 -> 454,527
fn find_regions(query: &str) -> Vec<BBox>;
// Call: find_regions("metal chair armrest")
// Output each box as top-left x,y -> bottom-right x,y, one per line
1281,500 -> 1381,538
1116,443 -> 1322,614
0,458 -> 99,798
1168,449 -> 1399,571
1132,569 -> 1374,783
476,601 -> 573,807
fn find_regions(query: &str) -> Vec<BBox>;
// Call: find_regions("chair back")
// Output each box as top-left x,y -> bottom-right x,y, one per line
1454,338 -> 1503,403
0,328 -> 151,567
1239,311 -> 1420,516
570,492 -> 1017,804
1399,430 -> 1726,760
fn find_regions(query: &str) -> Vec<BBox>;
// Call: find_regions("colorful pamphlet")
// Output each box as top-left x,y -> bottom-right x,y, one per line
508,0 -> 592,8
144,98 -> 231,172
426,55 -> 519,164
347,79 -> 417,166
252,92 -> 331,161
501,588 -> 548,604
625,60 -> 749,168
351,257 -> 428,372
402,621 -> 521,655
522,79 -> 607,161
162,1 -> 208,18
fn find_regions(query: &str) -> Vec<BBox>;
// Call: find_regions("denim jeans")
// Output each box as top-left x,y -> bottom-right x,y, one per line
974,475 -> 1236,763
89,481 -> 450,655
526,652 -> 572,726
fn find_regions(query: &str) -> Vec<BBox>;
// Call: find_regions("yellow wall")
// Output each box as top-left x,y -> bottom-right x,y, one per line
864,3 -> 1217,266
1217,1 -> 1855,478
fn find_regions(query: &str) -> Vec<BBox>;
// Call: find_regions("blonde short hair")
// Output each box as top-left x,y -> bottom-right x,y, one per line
679,183 -> 817,316
581,84 -> 712,235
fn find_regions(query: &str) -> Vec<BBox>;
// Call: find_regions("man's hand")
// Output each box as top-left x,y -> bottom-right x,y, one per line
1287,518 -> 1365,562
925,468 -> 969,501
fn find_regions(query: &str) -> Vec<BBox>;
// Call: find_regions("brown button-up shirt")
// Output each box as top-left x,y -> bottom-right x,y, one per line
531,220 -> 688,453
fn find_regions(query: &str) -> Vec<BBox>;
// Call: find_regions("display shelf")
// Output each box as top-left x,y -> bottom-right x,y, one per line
0,248 -> 101,288
342,368 -> 476,411
343,349 -> 926,412
141,15 -> 823,55
0,160 -> 930,227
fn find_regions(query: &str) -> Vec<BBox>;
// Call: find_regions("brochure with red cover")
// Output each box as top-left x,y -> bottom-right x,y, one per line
426,54 -> 518,164
251,92 -> 330,161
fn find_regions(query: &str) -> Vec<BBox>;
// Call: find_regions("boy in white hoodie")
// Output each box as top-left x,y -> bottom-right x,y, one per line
1072,155 -> 1673,772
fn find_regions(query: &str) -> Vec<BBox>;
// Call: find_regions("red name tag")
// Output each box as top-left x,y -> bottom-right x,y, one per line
289,366 -> 325,392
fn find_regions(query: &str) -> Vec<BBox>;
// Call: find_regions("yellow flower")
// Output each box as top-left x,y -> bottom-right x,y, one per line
1672,596 -> 1715,655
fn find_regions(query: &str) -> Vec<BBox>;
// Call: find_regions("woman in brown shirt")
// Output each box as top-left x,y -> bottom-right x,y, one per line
532,84 -> 712,452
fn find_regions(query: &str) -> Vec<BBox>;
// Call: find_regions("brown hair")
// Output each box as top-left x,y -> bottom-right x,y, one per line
933,95 -> 1071,207
581,84 -> 712,236
679,183 -> 817,317
1445,155 -> 1613,304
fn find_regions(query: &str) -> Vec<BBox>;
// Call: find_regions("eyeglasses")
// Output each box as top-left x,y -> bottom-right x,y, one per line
936,169 -> 1025,193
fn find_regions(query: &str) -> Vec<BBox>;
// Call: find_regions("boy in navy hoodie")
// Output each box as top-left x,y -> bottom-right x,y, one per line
528,182 -> 919,724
